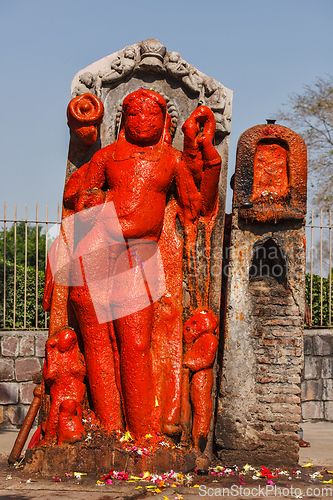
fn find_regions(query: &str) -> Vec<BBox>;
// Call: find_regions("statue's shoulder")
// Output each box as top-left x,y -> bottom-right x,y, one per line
91,143 -> 116,162
165,143 -> 182,162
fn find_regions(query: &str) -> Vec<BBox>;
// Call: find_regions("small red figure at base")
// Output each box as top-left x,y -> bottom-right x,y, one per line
42,328 -> 86,445
182,309 -> 218,453
57,399 -> 86,445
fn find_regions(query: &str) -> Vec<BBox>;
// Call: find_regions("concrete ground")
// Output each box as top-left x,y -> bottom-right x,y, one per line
0,422 -> 332,499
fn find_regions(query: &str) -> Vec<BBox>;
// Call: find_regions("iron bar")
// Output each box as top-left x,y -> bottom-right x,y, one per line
35,204 -> 39,329
24,204 -> 28,329
45,205 -> 48,329
310,208 -> 313,325
3,203 -> 6,329
320,209 -> 323,326
13,204 -> 17,329
328,211 -> 332,326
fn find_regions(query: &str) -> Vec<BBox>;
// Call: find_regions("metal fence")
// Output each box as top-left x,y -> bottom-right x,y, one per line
0,203 -> 332,329
0,203 -> 60,330
306,209 -> 333,328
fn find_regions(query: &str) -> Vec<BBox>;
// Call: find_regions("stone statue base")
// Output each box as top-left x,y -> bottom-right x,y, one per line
24,443 -> 199,475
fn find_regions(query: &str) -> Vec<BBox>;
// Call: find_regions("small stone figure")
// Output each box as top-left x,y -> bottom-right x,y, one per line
101,47 -> 136,84
182,65 -> 204,102
57,399 -> 86,445
166,52 -> 190,79
182,309 -> 218,453
42,328 -> 86,444
206,88 -> 229,136
72,72 -> 96,97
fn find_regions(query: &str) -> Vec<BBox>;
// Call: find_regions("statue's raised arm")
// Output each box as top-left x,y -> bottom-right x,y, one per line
182,106 -> 221,218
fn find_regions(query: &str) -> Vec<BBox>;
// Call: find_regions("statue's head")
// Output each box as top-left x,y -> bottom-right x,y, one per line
79,72 -> 94,88
124,47 -> 136,60
46,327 -> 78,353
169,51 -> 181,63
183,308 -> 218,344
122,89 -> 167,145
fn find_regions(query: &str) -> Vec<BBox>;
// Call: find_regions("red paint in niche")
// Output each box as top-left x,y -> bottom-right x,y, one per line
251,143 -> 289,201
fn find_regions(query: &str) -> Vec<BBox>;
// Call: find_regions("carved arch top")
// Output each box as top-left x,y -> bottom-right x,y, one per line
70,39 -> 232,143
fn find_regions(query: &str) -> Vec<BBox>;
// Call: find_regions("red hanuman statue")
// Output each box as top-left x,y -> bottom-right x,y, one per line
47,89 -> 221,444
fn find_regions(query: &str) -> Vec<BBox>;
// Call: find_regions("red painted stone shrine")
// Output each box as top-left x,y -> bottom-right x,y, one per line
24,39 -> 233,474
21,41 -> 307,474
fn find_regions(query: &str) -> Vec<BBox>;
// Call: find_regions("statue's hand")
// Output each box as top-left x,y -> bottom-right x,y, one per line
75,189 -> 105,214
182,106 -> 215,154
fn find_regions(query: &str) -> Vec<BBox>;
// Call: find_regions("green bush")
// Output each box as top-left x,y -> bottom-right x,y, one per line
306,272 -> 333,326
0,260 -> 46,329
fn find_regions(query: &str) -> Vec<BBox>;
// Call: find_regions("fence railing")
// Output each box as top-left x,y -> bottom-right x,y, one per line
0,203 -> 332,329
0,203 -> 60,330
306,209 -> 332,328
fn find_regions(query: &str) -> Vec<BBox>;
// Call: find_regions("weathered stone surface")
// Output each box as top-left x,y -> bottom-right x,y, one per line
35,333 -> 48,357
302,400 -> 324,420
15,358 -> 41,382
273,422 -> 300,432
7,404 -> 29,426
303,335 -> 313,356
313,335 -> 331,356
25,444 -> 197,475
322,357 -> 333,379
0,382 -> 19,404
19,335 -> 35,356
324,401 -> 333,420
0,404 -> 3,424
20,381 -> 35,404
301,379 -> 323,401
304,357 -> 320,380
323,379 -> 333,400
1,336 -> 19,357
0,359 -> 15,381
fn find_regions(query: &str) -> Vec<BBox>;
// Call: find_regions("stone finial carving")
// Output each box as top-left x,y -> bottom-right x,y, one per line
139,38 -> 167,71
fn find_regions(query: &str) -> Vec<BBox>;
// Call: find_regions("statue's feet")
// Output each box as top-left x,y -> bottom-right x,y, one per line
194,453 -> 210,471
161,422 -> 181,437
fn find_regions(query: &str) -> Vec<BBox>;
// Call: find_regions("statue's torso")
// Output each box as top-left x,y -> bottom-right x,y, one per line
91,143 -> 181,241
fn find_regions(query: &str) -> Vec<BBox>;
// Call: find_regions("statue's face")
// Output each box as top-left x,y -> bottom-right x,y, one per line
124,99 -> 165,145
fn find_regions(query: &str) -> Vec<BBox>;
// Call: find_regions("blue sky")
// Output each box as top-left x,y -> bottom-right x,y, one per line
1,0 -> 332,221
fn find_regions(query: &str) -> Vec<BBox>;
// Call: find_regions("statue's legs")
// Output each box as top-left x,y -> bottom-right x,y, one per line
69,231 -> 123,432
190,369 -> 213,453
70,283 -> 123,431
113,304 -> 156,440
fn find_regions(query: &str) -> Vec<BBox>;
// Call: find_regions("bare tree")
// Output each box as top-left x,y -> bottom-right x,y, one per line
277,75 -> 333,213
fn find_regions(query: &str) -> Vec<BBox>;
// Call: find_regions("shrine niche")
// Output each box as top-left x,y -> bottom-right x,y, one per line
234,122 -> 307,223
25,39 -> 233,474
216,122 -> 307,467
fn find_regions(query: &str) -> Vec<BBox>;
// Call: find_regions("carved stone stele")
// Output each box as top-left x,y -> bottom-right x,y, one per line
25,39 -> 233,475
